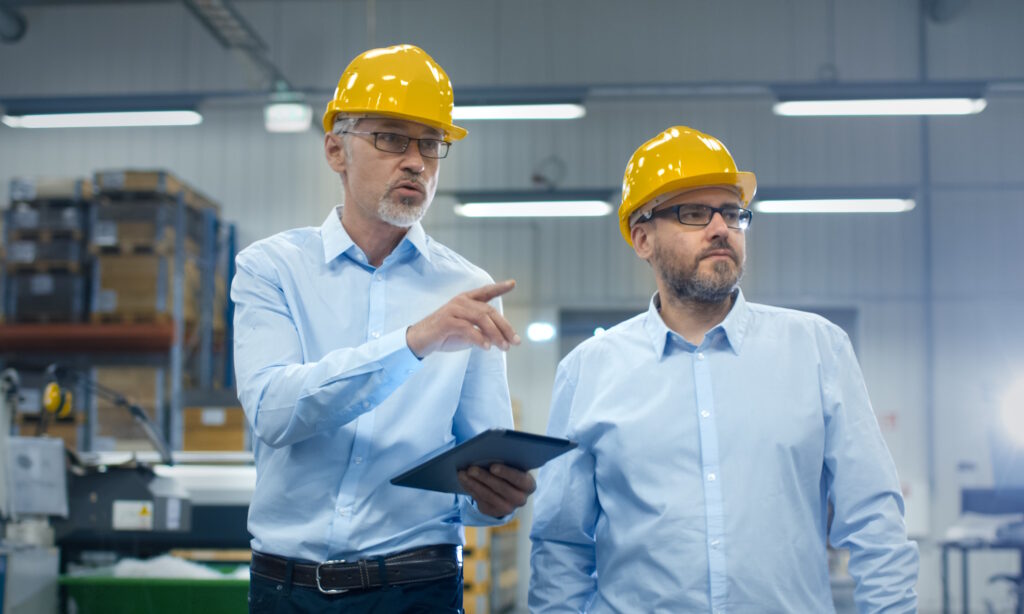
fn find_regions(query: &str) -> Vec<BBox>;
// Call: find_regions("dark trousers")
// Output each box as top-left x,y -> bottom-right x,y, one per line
248,567 -> 463,613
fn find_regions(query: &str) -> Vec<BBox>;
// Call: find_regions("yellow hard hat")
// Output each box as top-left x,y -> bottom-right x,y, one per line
322,44 -> 467,141
618,126 -> 756,246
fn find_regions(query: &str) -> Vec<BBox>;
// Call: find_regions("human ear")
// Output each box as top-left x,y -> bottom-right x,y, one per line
324,133 -> 346,174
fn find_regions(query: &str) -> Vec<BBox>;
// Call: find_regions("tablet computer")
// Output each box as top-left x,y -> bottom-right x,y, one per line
390,428 -> 577,495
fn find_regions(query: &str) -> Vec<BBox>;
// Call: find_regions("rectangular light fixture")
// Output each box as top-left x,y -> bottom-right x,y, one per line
452,103 -> 585,121
773,98 -> 986,117
453,189 -> 613,218
2,110 -> 202,129
754,198 -> 916,213
264,102 -> 312,133
455,200 -> 611,217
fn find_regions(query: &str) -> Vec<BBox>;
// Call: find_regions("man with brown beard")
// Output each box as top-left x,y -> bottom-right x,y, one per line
529,126 -> 918,613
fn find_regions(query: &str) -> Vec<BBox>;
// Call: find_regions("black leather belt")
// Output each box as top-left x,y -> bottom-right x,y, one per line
250,545 -> 462,594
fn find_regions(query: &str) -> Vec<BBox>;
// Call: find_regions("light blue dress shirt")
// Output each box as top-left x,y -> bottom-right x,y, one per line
232,207 -> 513,563
529,290 -> 918,613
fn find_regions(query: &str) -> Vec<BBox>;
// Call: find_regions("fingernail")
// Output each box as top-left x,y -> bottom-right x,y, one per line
501,342 -> 509,350
512,335 -> 522,344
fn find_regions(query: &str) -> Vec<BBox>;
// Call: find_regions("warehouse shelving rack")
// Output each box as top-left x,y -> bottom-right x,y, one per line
0,178 -> 236,453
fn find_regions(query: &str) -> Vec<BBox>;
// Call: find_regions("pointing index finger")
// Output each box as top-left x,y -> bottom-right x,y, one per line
466,279 -> 516,303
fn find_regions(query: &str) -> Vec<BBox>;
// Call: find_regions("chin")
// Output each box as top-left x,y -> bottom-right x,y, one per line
378,202 -> 426,227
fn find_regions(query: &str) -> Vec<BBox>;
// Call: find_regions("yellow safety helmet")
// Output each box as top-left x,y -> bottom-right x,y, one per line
618,126 -> 756,246
322,44 -> 467,141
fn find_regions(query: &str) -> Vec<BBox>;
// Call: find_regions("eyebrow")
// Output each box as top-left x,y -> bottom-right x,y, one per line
373,120 -> 443,139
669,202 -> 743,208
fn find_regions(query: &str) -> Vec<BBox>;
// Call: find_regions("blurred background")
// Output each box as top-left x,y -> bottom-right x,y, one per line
0,1 -> 1022,612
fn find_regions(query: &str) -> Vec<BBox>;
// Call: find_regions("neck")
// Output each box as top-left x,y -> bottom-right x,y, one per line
339,204 -> 408,267
657,289 -> 735,346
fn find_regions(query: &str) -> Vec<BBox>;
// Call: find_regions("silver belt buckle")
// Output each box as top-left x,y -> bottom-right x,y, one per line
315,559 -> 348,594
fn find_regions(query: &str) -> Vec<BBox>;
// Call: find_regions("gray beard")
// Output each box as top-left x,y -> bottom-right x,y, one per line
656,242 -> 742,305
377,195 -> 426,228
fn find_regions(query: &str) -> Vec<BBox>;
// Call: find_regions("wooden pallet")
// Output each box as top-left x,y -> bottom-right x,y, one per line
8,228 -> 84,242
94,170 -> 220,214
90,311 -> 175,325
8,312 -> 87,324
4,260 -> 83,274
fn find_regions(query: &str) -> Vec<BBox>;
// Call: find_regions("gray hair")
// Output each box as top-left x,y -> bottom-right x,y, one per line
331,116 -> 359,157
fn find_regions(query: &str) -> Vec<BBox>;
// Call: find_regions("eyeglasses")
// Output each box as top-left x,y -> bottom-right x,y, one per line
640,204 -> 753,230
340,130 -> 450,159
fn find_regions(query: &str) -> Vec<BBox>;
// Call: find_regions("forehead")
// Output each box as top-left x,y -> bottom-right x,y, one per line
661,186 -> 742,208
357,117 -> 443,139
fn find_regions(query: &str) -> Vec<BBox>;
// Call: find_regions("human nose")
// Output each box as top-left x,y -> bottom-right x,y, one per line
704,209 -> 731,237
399,139 -> 426,173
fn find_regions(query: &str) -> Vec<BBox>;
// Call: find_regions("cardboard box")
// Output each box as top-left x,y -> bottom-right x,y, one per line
183,407 -> 246,451
92,254 -> 199,323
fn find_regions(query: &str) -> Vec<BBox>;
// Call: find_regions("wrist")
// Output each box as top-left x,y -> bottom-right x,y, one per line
406,325 -> 426,359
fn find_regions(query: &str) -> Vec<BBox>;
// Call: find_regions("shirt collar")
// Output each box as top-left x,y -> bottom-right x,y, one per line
320,206 -> 432,265
642,288 -> 752,358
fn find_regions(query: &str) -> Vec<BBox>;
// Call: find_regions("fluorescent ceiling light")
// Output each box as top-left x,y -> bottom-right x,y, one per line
526,322 -> 557,342
455,200 -> 611,218
2,110 -> 202,129
264,102 -> 312,133
754,199 -> 916,214
452,103 -> 585,120
773,98 -> 986,116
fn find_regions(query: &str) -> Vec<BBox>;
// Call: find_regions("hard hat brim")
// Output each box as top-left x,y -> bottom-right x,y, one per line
619,171 -> 757,246
322,107 -> 468,141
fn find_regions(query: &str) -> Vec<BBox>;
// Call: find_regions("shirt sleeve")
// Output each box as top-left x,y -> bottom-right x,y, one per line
453,294 -> 517,527
821,326 -> 920,613
529,352 -> 600,612
232,249 -> 422,448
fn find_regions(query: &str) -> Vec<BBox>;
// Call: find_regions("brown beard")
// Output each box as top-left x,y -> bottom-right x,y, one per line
654,237 -> 742,304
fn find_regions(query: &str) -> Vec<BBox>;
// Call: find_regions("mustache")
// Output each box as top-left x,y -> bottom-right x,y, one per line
699,239 -> 738,263
389,174 -> 427,193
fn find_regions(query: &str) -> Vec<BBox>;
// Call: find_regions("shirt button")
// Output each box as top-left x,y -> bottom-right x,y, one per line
707,472 -> 716,482
354,457 -> 363,464
710,539 -> 720,549
371,331 -> 381,339
374,273 -> 383,281
696,352 -> 705,360
700,410 -> 710,418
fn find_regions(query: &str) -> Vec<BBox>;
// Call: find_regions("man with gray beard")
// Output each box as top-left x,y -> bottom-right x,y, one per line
529,126 -> 918,613
233,45 -> 535,613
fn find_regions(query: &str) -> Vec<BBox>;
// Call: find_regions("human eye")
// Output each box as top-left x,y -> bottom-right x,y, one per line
420,139 -> 441,155
679,205 -> 709,223
721,207 -> 742,223
376,132 -> 403,145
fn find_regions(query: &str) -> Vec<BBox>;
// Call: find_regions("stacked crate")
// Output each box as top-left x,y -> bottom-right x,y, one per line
182,406 -> 246,451
463,520 -> 519,614
2,178 -> 93,322
86,170 -> 224,451
89,170 -> 217,326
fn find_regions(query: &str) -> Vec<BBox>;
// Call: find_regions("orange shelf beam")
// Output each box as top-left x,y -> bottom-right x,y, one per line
0,323 -> 175,353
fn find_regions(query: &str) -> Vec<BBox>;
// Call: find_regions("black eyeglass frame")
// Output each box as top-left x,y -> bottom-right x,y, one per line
639,204 -> 753,230
339,130 -> 451,159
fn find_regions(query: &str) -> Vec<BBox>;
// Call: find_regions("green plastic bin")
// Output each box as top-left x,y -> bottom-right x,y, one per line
60,571 -> 248,614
